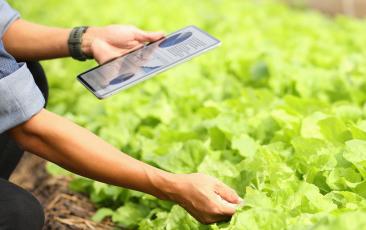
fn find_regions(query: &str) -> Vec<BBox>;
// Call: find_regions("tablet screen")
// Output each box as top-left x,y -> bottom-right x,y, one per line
78,26 -> 220,98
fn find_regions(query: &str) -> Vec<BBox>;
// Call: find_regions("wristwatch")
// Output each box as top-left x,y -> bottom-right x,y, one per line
68,26 -> 92,61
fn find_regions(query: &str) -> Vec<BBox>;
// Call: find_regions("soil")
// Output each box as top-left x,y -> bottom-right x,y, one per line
9,153 -> 116,230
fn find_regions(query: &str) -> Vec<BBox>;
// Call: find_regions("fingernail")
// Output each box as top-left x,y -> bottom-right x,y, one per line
239,198 -> 245,207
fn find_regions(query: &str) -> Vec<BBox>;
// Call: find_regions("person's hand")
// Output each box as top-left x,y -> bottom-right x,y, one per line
81,25 -> 165,64
160,173 -> 242,224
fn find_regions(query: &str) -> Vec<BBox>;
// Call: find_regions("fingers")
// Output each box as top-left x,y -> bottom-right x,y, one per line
214,181 -> 241,205
169,173 -> 242,225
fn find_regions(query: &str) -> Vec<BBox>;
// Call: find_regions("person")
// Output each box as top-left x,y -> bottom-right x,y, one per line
0,1 -> 241,229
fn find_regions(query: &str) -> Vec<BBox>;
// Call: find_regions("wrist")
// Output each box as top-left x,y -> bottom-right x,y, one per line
81,27 -> 98,58
68,26 -> 94,61
147,168 -> 179,201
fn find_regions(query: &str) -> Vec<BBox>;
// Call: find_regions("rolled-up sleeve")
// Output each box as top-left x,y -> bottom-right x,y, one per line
0,63 -> 45,133
0,1 -> 45,133
0,0 -> 20,35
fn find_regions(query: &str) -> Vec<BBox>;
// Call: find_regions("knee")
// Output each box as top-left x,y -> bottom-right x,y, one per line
7,190 -> 44,230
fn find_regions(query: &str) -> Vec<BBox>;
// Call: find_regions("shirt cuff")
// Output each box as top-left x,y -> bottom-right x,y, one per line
0,0 -> 20,37
0,63 -> 45,133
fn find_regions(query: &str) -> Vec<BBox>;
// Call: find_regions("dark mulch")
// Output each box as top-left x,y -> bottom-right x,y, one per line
10,153 -> 115,230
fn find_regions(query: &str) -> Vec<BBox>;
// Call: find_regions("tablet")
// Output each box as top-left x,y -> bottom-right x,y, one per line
77,25 -> 221,99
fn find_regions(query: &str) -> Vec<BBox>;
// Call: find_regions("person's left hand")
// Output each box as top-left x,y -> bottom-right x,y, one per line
81,25 -> 165,64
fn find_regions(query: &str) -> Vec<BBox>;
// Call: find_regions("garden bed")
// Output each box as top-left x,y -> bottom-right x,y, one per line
10,153 -> 115,230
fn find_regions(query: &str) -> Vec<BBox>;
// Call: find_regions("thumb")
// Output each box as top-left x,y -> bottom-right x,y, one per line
213,194 -> 237,215
92,39 -> 123,64
215,182 -> 241,205
135,31 -> 165,42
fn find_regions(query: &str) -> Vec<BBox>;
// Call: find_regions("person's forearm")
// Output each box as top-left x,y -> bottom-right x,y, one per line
3,19 -> 71,60
3,20 -> 166,64
9,109 -> 175,199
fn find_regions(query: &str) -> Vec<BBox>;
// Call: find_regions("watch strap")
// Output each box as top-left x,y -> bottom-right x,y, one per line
68,26 -> 91,61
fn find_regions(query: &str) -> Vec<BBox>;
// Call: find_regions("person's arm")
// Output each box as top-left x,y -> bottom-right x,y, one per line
9,109 -> 241,224
3,19 -> 164,64
2,19 -> 70,60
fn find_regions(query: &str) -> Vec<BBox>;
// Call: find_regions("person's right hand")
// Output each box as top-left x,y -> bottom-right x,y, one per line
82,25 -> 165,64
163,173 -> 242,224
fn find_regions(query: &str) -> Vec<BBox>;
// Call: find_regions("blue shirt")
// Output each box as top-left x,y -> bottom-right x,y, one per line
0,0 -> 45,133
